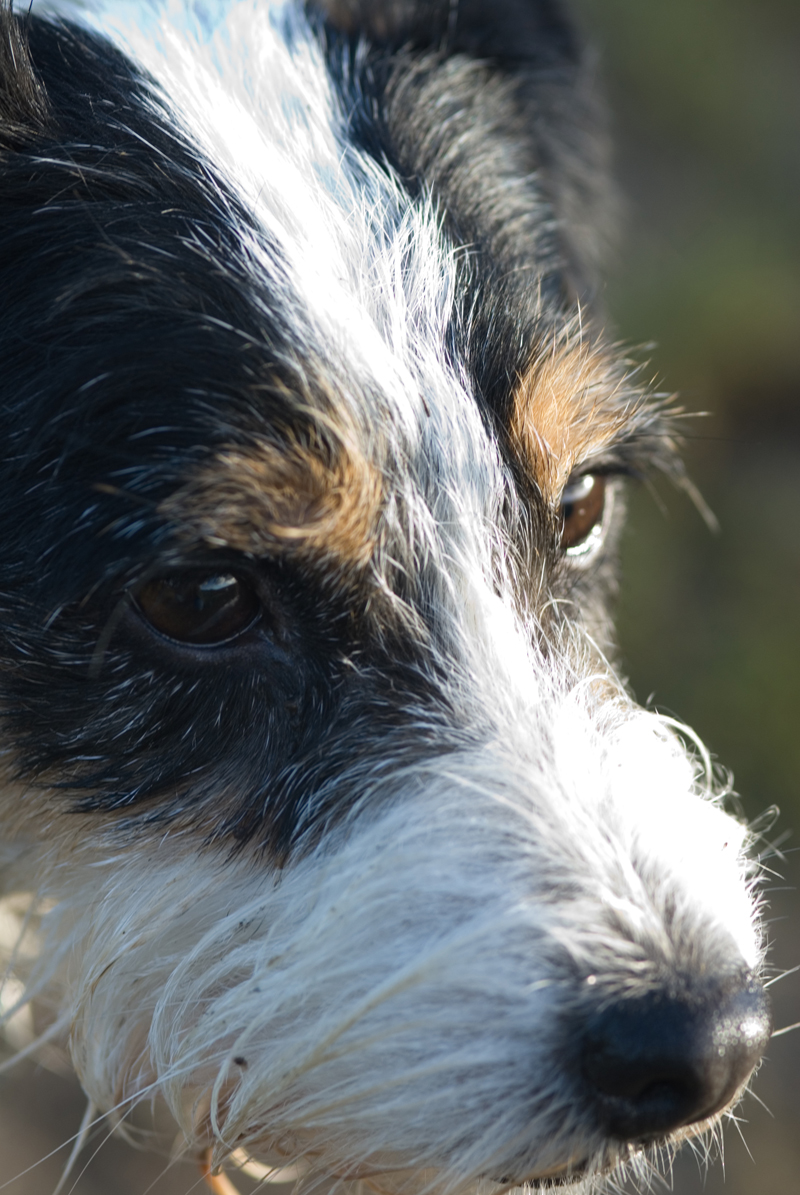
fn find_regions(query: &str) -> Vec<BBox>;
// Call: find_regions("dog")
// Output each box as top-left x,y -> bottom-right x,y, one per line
0,1 -> 773,1192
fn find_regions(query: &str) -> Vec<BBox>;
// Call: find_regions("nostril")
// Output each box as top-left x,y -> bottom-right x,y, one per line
582,973 -> 772,1142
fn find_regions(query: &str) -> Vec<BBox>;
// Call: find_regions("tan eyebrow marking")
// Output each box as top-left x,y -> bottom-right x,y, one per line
509,334 -> 634,500
160,431 -> 383,572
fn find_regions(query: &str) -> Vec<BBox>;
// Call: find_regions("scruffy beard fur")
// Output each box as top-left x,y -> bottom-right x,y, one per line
0,1 -> 771,1193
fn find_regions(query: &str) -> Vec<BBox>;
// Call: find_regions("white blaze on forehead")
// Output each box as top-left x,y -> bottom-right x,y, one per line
49,2 -> 460,425
49,0 -> 509,619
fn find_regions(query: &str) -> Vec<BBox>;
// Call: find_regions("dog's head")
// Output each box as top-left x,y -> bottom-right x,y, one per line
0,1 -> 771,1190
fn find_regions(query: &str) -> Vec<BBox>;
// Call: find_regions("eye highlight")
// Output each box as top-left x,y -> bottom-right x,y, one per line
559,474 -> 607,557
134,572 -> 261,646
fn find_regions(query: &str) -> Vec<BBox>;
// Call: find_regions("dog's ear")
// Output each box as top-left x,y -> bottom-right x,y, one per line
314,0 -> 580,67
0,4 -> 48,149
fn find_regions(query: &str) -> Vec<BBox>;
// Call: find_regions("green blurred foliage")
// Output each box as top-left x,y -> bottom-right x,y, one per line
574,0 -> 800,823
590,0 -> 799,389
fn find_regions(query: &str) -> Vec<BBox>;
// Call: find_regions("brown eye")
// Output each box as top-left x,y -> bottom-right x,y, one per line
135,573 -> 261,645
559,474 -> 607,555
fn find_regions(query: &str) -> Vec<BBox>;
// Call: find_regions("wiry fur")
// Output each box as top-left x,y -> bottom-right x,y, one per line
21,688 -> 761,1191
0,2 -> 770,1192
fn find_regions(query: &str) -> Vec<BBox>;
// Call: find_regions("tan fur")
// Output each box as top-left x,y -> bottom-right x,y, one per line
160,433 -> 383,574
510,335 -> 633,499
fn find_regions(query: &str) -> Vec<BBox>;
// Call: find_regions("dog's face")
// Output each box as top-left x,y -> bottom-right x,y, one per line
0,1 -> 771,1191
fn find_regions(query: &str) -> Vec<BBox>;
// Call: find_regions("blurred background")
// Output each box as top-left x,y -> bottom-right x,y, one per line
1,0 -> 799,1190
578,0 -> 800,1190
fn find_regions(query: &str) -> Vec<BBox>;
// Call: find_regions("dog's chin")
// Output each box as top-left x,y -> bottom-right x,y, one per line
489,1155 -> 623,1192
341,1167 -> 594,1195
225,1124 -> 643,1195
242,1157 -> 590,1195
305,1152 -> 624,1195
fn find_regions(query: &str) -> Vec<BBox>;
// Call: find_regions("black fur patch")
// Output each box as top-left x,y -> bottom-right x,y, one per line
0,10 -> 456,857
0,2 -> 676,859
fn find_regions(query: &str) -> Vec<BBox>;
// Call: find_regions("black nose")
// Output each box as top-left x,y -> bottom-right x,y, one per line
582,973 -> 772,1142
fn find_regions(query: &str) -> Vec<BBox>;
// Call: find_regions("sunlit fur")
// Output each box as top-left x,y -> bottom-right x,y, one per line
0,2 -> 767,1192
16,691 -> 762,1190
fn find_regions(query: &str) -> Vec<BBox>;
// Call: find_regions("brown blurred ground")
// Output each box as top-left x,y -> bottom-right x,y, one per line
2,0 -> 800,1191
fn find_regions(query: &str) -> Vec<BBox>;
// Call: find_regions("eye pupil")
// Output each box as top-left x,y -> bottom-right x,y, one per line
559,474 -> 606,554
135,573 -> 261,645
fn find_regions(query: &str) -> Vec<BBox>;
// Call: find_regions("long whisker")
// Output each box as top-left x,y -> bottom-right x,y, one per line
771,1021 -> 800,1038
763,964 -> 800,989
51,1097 -> 97,1195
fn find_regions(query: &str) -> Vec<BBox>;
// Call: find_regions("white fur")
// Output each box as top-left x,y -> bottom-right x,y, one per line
9,671 -> 761,1189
